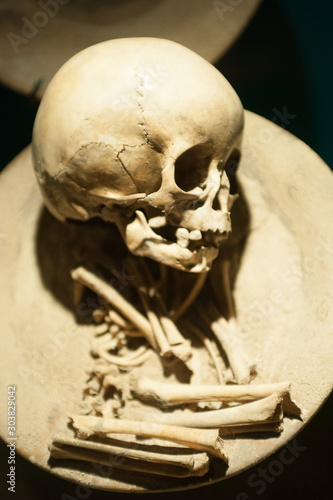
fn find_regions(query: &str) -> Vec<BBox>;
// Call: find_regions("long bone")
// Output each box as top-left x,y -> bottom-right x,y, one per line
131,393 -> 283,429
199,257 -> 256,384
126,258 -> 192,363
171,270 -> 208,321
50,436 -> 210,477
69,415 -> 227,460
71,266 -> 157,350
181,320 -> 225,385
131,376 -> 299,416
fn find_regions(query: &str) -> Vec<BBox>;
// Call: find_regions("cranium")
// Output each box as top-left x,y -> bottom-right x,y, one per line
32,38 -> 244,272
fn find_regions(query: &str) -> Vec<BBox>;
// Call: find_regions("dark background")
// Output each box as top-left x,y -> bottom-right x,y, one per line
0,0 -> 332,498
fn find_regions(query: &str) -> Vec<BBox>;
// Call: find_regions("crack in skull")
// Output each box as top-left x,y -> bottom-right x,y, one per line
32,38 -> 244,272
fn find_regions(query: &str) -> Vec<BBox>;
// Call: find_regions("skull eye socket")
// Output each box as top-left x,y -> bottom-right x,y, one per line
174,144 -> 213,192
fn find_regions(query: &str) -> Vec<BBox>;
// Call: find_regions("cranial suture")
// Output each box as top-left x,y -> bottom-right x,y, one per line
32,37 -> 244,272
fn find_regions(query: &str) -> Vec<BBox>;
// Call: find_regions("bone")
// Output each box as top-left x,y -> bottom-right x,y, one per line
94,323 -> 110,336
71,266 -> 157,350
106,309 -> 132,329
131,376 -> 292,408
106,310 -> 140,337
138,288 -> 172,357
182,320 -> 225,385
189,230 -> 203,241
171,271 -> 208,322
50,435 -> 210,477
127,258 -> 192,363
159,315 -> 192,363
148,215 -> 167,229
92,308 -> 106,324
69,415 -> 227,460
212,316 -> 256,384
91,332 -> 114,349
73,280 -> 85,307
125,258 -> 172,357
199,305 -> 255,384
96,345 -> 151,368
135,393 -> 283,429
219,259 -> 236,319
219,422 -> 283,435
176,227 -> 190,248
116,211 -> 194,271
33,37 -> 244,276
207,258 -> 256,382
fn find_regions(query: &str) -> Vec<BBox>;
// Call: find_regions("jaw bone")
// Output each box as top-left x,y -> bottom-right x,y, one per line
115,210 -> 218,272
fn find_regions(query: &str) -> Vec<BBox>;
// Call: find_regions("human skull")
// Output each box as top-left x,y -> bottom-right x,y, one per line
32,38 -> 244,272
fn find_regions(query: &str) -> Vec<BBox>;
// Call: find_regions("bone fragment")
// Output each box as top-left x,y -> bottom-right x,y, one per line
214,316 -> 256,384
69,415 -> 227,460
138,289 -> 172,357
172,271 -> 208,321
199,305 -> 254,384
94,322 -> 110,335
219,422 -> 283,435
92,308 -> 106,324
207,259 -> 256,383
131,376 -> 291,407
106,309 -> 132,329
136,393 -> 283,429
71,266 -> 157,350
50,435 -> 209,477
183,320 -> 225,384
221,259 -> 236,319
140,259 -> 192,362
126,258 -> 172,357
130,259 -> 172,357
127,258 -> 192,362
96,345 -> 151,367
73,280 -> 85,307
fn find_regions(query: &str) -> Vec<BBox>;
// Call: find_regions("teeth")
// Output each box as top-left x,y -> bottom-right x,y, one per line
189,229 -> 202,241
148,215 -> 167,228
175,227 -> 190,240
175,227 -> 190,248
176,228 -> 204,248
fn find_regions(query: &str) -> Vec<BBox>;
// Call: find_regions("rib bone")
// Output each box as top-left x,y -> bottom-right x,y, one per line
127,258 -> 192,363
96,345 -> 151,367
199,305 -> 255,384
